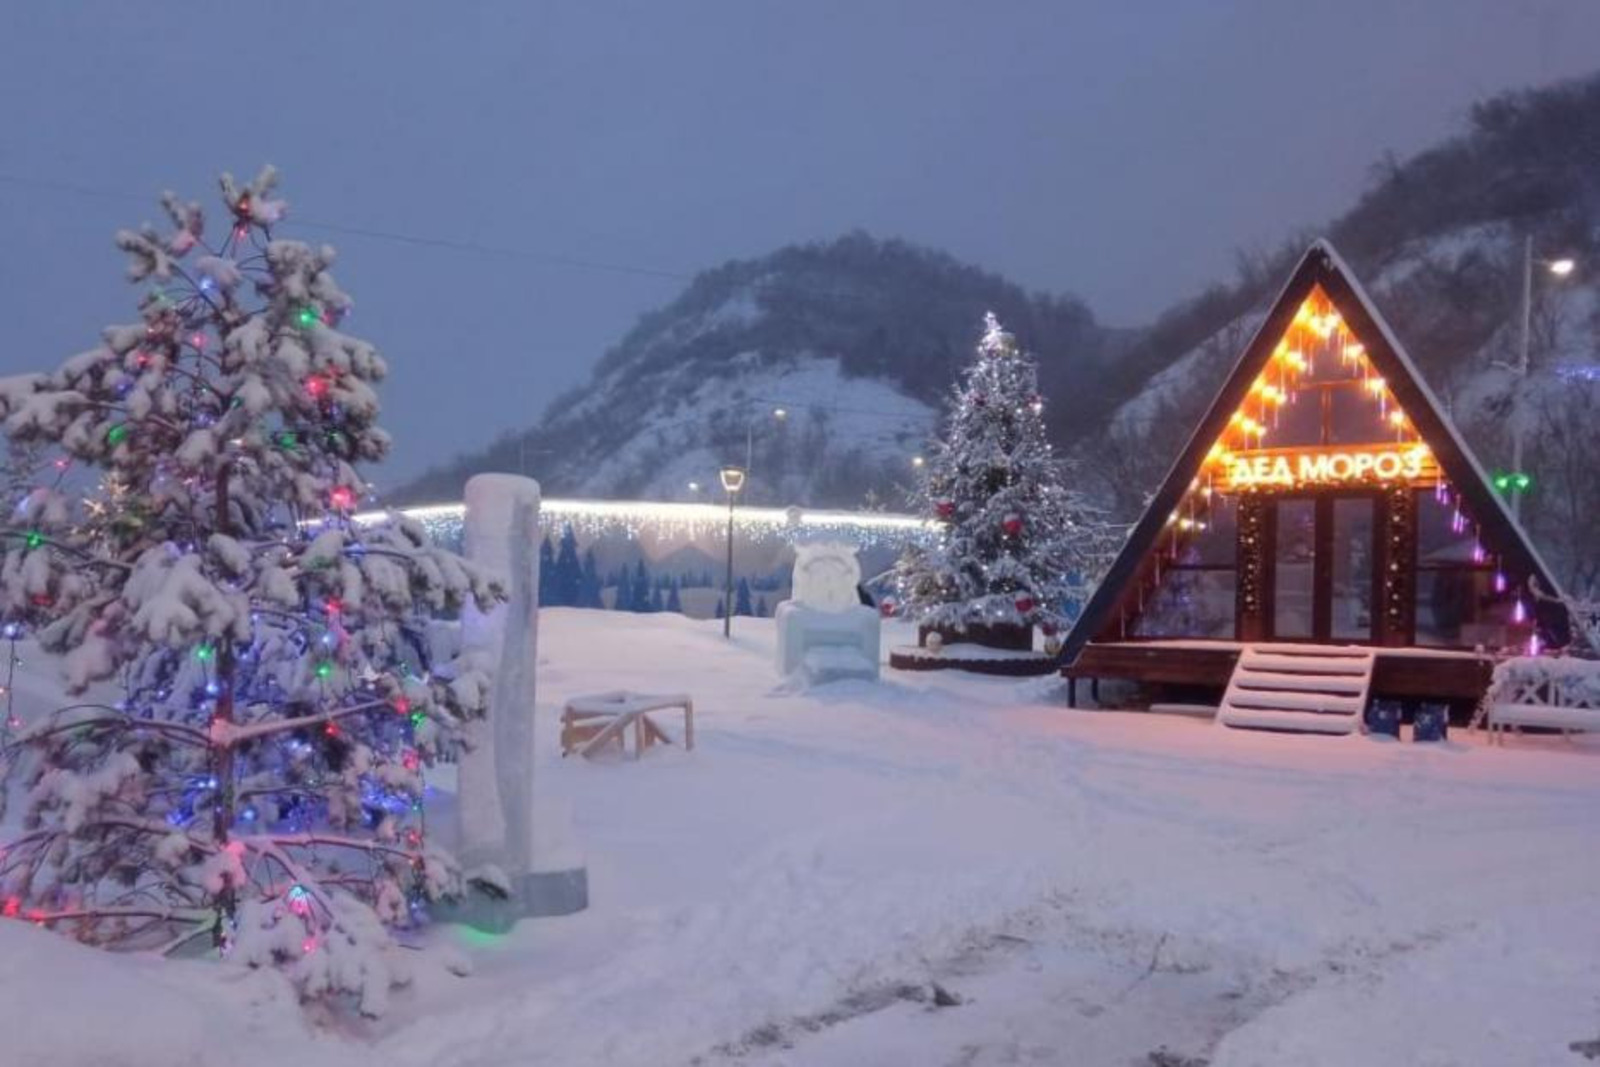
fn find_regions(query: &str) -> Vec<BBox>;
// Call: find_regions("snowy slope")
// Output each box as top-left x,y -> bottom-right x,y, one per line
9,609 -> 1600,1066
397,233 -> 1111,509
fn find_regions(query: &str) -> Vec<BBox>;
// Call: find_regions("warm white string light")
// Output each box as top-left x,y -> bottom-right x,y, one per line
361,498 -> 936,548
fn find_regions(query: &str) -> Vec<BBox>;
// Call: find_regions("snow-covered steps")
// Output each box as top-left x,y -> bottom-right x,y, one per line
1218,644 -> 1375,735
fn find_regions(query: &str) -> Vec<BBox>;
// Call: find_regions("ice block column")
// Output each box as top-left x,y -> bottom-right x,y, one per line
455,473 -> 587,924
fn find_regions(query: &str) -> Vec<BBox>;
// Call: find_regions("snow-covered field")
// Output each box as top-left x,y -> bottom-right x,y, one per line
7,608 -> 1600,1066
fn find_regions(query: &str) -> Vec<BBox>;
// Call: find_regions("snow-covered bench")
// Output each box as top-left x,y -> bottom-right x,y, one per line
560,691 -> 694,760
1477,657 -> 1600,745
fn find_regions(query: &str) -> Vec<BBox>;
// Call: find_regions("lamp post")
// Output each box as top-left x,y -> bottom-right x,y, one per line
719,465 -> 746,637
1508,237 -> 1577,520
746,406 -> 787,474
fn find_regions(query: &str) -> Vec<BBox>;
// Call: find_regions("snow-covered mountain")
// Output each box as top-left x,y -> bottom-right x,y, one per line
398,232 -> 1117,509
402,74 -> 1600,586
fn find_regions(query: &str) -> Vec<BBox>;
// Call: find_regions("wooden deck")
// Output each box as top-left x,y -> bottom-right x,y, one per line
1063,640 -> 1493,709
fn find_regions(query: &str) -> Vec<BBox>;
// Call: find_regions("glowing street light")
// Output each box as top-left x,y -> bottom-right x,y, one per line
719,465 -> 746,639
1509,240 -> 1578,519
911,455 -> 925,468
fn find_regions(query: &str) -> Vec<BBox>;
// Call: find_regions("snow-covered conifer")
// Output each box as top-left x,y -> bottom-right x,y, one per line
896,313 -> 1103,641
0,167 -> 499,1015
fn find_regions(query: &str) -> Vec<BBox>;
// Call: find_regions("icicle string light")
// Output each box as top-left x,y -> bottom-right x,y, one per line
367,499 -> 937,550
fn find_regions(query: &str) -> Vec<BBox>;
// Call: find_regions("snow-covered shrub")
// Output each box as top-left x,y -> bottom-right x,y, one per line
0,167 -> 500,1016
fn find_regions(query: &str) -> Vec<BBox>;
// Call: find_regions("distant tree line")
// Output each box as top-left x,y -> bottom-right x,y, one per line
538,526 -> 772,616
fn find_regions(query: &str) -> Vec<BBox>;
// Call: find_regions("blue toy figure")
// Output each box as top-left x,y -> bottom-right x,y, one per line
1365,699 -> 1402,738
1413,702 -> 1450,742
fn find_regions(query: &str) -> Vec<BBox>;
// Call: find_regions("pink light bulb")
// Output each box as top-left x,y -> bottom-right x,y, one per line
1513,599 -> 1527,624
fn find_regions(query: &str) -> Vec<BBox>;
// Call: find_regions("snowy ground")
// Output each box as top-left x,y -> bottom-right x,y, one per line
6,608 -> 1600,1066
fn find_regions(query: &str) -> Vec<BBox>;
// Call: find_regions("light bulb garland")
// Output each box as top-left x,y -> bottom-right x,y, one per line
1130,286 -> 1543,654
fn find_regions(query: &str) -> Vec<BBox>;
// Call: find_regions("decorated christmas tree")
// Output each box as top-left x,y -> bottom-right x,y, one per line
0,167 -> 498,1016
897,313 -> 1099,648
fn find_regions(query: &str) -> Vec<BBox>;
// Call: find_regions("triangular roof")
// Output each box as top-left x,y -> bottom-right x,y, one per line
1063,239 -> 1568,661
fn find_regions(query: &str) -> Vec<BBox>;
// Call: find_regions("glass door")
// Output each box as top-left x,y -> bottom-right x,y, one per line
1272,499 -> 1317,639
1328,497 -> 1375,642
1270,494 -> 1377,643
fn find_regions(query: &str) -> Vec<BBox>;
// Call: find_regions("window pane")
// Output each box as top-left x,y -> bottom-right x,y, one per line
1415,569 -> 1514,648
1329,385 -> 1392,446
1417,489 -> 1479,564
1132,569 -> 1236,639
1176,494 -> 1237,566
1273,499 -> 1316,639
1269,385 -> 1323,447
1330,497 -> 1374,640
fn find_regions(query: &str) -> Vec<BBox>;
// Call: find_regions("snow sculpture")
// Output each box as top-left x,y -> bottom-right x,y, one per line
775,542 -> 881,683
456,474 -> 587,926
791,540 -> 864,612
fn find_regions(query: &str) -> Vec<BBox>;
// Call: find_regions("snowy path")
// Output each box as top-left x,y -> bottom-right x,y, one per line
6,609 -> 1600,1066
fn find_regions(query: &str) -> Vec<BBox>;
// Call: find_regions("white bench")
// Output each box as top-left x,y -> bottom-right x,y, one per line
1485,702 -> 1600,745
560,691 -> 694,760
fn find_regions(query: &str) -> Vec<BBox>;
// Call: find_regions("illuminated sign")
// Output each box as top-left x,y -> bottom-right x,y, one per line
1218,443 -> 1437,492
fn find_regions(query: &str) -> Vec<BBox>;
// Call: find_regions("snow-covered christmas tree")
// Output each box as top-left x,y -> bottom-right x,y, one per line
0,167 -> 499,1016
897,313 -> 1100,649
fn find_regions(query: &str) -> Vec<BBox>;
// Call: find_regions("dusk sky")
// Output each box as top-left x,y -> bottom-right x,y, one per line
4,1 -> 1600,485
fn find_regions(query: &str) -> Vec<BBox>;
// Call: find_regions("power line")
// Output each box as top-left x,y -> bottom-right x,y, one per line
0,170 -> 694,283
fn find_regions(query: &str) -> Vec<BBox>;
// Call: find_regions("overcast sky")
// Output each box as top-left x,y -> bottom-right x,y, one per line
3,1 -> 1599,485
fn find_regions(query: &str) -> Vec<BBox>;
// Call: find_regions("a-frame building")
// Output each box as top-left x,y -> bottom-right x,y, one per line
1062,240 -> 1567,729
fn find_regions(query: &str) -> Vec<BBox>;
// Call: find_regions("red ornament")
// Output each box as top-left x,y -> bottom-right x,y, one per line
329,486 -> 356,512
1041,621 -> 1058,637
1014,596 -> 1035,614
879,598 -> 897,618
935,501 -> 955,520
1002,514 -> 1023,537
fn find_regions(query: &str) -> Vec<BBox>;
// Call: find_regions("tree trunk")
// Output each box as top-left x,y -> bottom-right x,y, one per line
210,465 -> 237,947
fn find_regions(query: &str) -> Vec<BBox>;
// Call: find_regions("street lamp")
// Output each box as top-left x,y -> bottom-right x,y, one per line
718,465 -> 746,638
744,406 -> 789,474
1508,237 -> 1577,519
911,455 -> 925,469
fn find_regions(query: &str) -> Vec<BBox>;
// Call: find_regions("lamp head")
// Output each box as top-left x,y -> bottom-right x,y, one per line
1547,257 -> 1576,277
719,466 -> 747,495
